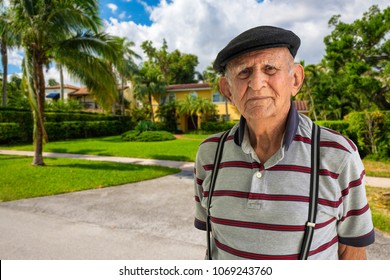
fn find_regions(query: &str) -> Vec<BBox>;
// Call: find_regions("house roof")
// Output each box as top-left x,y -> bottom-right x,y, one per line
68,87 -> 90,96
166,83 -> 210,91
45,84 -> 80,91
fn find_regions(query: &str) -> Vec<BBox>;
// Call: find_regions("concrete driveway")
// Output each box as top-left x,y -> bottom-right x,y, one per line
0,169 -> 207,259
0,152 -> 389,259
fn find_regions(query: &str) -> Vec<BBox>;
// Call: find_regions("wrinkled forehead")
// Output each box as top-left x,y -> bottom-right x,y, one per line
226,47 -> 292,71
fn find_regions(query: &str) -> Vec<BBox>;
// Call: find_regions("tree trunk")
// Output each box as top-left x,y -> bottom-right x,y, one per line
1,38 -> 8,107
224,100 -> 229,121
149,92 -> 154,122
121,76 -> 125,116
59,64 -> 64,100
32,57 -> 47,166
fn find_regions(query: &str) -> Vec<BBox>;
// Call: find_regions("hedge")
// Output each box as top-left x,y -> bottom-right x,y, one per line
201,121 -> 238,133
0,123 -> 21,144
316,112 -> 390,159
0,108 -> 135,144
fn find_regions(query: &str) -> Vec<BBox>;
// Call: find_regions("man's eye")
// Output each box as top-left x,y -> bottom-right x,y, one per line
264,65 -> 277,74
237,68 -> 251,78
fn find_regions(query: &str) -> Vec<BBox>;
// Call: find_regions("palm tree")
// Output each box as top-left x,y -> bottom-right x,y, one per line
133,77 -> 166,122
7,0 -> 122,165
196,97 -> 217,123
177,94 -> 198,129
113,38 -> 140,115
0,3 -> 19,107
203,62 -> 229,121
133,56 -> 167,122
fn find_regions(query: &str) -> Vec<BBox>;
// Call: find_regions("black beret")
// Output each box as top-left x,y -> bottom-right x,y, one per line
213,26 -> 301,73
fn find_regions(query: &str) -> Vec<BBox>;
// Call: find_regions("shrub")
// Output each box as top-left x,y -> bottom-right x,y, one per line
345,111 -> 389,159
0,108 -> 135,143
314,120 -> 350,136
135,120 -> 159,132
201,121 -> 237,133
121,130 -> 176,142
0,123 -> 20,144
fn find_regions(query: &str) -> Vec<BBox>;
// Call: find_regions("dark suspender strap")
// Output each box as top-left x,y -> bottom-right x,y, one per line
206,129 -> 230,260
299,123 -> 321,260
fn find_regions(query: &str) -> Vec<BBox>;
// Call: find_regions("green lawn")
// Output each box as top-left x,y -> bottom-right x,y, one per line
1,135 -> 206,162
2,135 -> 389,178
363,159 -> 390,178
366,186 -> 390,234
0,155 -> 180,202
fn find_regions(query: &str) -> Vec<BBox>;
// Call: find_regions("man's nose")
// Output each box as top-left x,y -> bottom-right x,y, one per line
248,68 -> 267,90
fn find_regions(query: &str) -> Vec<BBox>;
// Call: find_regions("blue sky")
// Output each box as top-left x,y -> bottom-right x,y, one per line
2,0 -> 389,85
99,0 -> 162,26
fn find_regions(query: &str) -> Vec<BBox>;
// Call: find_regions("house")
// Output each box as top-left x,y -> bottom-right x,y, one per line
45,84 -> 80,101
161,83 -> 240,132
45,84 -> 134,112
152,83 -> 309,133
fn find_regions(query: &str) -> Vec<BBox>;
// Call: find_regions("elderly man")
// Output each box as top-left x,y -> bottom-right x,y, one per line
194,26 -> 375,260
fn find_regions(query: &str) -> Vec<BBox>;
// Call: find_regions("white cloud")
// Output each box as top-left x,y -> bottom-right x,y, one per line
119,11 -> 127,20
104,0 -> 389,73
137,0 -> 154,14
107,3 -> 118,13
7,49 -> 24,67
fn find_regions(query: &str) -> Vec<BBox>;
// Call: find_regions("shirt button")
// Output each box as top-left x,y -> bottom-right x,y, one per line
256,172 -> 262,179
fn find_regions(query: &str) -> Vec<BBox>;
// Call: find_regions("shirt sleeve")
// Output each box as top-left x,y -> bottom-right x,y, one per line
194,144 -> 208,231
336,149 -> 375,247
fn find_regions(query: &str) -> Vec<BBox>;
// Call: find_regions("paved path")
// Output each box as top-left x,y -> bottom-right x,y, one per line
0,150 -> 389,259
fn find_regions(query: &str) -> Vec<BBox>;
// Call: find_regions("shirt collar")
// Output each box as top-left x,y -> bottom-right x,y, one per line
234,99 -> 299,151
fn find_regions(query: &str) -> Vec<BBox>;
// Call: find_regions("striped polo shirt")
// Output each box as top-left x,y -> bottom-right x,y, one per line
194,106 -> 375,260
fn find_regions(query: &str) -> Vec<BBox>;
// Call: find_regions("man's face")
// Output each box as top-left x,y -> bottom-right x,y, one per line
220,48 -> 303,123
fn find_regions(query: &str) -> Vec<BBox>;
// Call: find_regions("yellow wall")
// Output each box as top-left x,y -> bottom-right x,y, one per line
152,84 -> 240,132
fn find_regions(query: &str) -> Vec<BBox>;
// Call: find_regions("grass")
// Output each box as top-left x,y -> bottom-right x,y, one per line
362,159 -> 390,178
366,186 -> 390,234
0,155 -> 180,202
2,135 -> 389,178
1,135 -> 206,162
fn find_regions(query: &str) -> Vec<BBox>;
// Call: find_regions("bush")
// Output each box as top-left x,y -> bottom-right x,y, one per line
135,120 -> 159,132
201,121 -> 237,133
45,120 -> 133,141
314,120 -> 350,136
0,108 -> 135,143
345,111 -> 389,159
0,123 -> 21,144
121,130 -> 176,142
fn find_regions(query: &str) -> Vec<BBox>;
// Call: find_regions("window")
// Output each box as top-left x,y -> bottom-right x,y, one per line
212,92 -> 226,103
168,93 -> 176,102
190,91 -> 198,99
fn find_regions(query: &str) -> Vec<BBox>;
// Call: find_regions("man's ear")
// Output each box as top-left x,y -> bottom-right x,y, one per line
291,64 -> 305,97
219,76 -> 232,102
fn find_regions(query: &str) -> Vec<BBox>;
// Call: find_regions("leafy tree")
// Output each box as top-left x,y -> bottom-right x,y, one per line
141,39 -> 199,84
134,39 -> 199,123
47,78 -> 59,86
156,100 -> 178,132
6,75 -> 29,109
6,0 -> 122,165
299,5 -> 389,120
322,5 -> 390,114
133,66 -> 166,122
